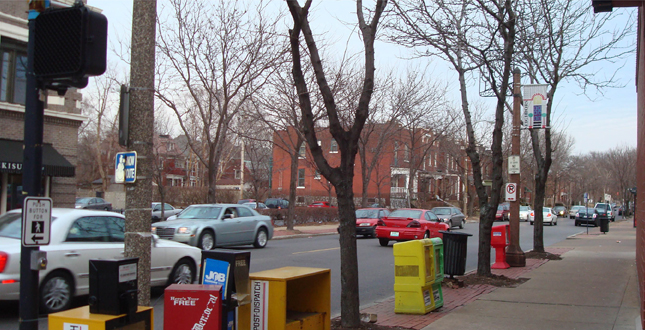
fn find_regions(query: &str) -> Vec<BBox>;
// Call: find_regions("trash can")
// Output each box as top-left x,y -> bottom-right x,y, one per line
600,218 -> 609,233
439,231 -> 473,278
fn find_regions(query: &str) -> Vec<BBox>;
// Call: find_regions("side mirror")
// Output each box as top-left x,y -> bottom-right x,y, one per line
223,214 -> 233,219
152,234 -> 159,247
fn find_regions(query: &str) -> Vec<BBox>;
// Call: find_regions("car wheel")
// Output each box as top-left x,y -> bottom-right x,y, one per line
574,221 -> 578,226
459,220 -> 464,229
40,271 -> 74,314
168,258 -> 196,285
198,230 -> 215,250
554,219 -> 558,226
449,220 -> 453,228
253,228 -> 268,248
379,238 -> 389,247
530,222 -> 533,225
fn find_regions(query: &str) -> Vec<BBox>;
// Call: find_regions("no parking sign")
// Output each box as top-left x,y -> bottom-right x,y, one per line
505,183 -> 517,202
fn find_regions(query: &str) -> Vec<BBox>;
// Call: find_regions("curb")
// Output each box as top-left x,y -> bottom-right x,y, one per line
272,232 -> 338,240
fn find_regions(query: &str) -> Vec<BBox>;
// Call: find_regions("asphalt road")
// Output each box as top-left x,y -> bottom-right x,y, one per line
0,214 -> 619,329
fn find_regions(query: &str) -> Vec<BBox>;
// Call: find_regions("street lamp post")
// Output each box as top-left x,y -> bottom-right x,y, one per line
507,68 -> 526,267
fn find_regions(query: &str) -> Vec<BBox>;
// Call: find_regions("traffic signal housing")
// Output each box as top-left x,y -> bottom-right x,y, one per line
33,4 -> 107,89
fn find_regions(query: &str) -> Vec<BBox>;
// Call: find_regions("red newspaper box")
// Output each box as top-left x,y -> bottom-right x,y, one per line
165,284 -> 222,330
491,224 -> 510,269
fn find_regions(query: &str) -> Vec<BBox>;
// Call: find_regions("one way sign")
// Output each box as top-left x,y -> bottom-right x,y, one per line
22,197 -> 52,246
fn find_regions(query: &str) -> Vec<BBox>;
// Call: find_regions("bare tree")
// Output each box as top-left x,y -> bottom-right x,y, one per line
286,0 -> 387,326
388,0 -> 517,276
155,0 -> 285,203
517,0 -> 634,252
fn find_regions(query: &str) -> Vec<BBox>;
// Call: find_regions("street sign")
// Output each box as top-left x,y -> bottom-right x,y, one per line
114,151 -> 137,183
508,155 -> 520,174
505,183 -> 517,202
22,197 -> 52,246
584,192 -> 588,204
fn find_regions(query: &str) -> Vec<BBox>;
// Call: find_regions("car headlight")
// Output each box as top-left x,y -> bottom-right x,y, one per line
177,227 -> 193,234
151,227 -> 156,234
75,205 -> 82,209
358,223 -> 371,227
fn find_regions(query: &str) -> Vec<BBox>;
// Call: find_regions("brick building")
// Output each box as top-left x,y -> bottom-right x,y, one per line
593,1 -> 644,327
270,125 -> 483,208
0,1 -> 83,214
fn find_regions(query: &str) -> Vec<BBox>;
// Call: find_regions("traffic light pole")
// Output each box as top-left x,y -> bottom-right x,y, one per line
506,68 -> 526,267
19,8 -> 45,330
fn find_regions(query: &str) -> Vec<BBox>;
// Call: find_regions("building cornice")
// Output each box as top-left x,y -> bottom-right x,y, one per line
0,102 -> 86,123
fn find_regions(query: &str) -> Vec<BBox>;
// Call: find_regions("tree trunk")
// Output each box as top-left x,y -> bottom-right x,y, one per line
287,141 -> 301,230
336,181 -> 360,326
533,171 -> 546,252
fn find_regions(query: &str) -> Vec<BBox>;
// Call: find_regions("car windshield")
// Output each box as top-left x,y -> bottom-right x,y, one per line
177,206 -> 221,219
596,204 -> 608,210
76,197 -> 92,204
432,208 -> 451,215
389,210 -> 422,219
356,209 -> 379,219
311,202 -> 325,206
520,206 -> 530,211
265,199 -> 280,206
554,206 -> 565,211
543,207 -> 551,212
497,205 -> 508,211
571,206 -> 583,211
579,208 -> 593,214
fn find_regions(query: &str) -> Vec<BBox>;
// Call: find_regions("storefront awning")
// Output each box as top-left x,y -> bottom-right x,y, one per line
0,139 -> 75,177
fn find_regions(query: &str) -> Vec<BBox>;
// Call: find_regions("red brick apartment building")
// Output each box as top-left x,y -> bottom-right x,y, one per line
271,125 -> 483,208
594,1 -> 645,327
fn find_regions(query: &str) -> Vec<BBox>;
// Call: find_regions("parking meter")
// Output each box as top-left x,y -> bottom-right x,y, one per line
200,250 -> 250,330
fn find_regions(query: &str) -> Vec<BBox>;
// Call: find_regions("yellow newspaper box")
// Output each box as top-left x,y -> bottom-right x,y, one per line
393,239 -> 441,314
238,266 -> 330,330
48,306 -> 153,330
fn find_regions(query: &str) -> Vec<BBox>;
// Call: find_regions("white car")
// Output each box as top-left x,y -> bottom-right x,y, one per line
0,209 -> 201,314
519,205 -> 532,222
529,207 -> 558,226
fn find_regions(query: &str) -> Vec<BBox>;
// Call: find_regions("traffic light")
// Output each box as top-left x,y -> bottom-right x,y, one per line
33,3 -> 107,89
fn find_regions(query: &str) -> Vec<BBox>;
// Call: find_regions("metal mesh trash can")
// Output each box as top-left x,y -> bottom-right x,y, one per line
439,231 -> 473,278
599,218 -> 609,233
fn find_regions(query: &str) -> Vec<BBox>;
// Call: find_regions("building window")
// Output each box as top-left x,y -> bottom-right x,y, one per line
299,142 -> 306,158
297,168 -> 305,188
0,39 -> 27,105
314,170 -> 321,180
330,139 -> 338,153
235,170 -> 241,179
404,145 -> 409,162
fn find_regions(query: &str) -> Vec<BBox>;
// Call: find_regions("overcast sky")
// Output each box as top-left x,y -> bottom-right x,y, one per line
89,0 -> 638,155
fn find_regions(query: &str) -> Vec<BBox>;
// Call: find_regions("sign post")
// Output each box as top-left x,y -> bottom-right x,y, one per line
507,69 -> 525,267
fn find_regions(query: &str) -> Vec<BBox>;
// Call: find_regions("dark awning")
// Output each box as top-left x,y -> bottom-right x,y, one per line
0,139 -> 75,177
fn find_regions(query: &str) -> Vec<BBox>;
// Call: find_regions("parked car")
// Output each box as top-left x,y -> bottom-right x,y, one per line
237,199 -> 256,204
430,207 -> 465,229
574,207 -> 598,227
569,205 -> 585,219
74,197 -> 112,211
594,203 -> 614,222
519,205 -> 532,222
152,204 -> 273,250
495,203 -> 510,221
553,205 -> 567,218
151,202 -> 183,221
529,207 -> 558,226
308,201 -> 335,208
265,198 -> 289,209
375,209 -> 449,247
244,202 -> 267,209
0,209 -> 201,314
352,208 -> 390,238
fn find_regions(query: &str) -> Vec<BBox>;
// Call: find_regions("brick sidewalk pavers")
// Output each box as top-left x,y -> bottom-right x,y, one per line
356,247 -> 572,329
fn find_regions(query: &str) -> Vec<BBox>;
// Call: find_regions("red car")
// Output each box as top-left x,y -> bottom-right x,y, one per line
354,208 -> 390,237
496,203 -> 510,221
308,201 -> 335,208
375,208 -> 449,247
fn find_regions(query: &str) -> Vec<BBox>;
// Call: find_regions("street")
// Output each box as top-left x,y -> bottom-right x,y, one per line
0,214 -> 614,329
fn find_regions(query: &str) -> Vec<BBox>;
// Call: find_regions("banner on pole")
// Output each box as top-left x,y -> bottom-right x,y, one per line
523,84 -> 549,129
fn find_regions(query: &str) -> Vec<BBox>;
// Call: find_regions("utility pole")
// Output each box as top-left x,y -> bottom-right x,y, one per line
507,68 -> 526,267
125,0 -> 157,306
240,140 -> 245,200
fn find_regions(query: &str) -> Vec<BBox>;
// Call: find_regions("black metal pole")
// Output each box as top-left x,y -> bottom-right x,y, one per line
19,14 -> 45,330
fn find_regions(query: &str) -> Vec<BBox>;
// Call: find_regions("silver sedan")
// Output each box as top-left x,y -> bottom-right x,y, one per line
151,204 -> 274,250
0,209 -> 201,314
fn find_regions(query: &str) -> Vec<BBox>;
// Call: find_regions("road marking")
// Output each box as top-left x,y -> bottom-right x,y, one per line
293,247 -> 339,255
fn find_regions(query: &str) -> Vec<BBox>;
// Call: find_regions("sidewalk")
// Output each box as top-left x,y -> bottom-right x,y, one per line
272,220 -> 641,330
